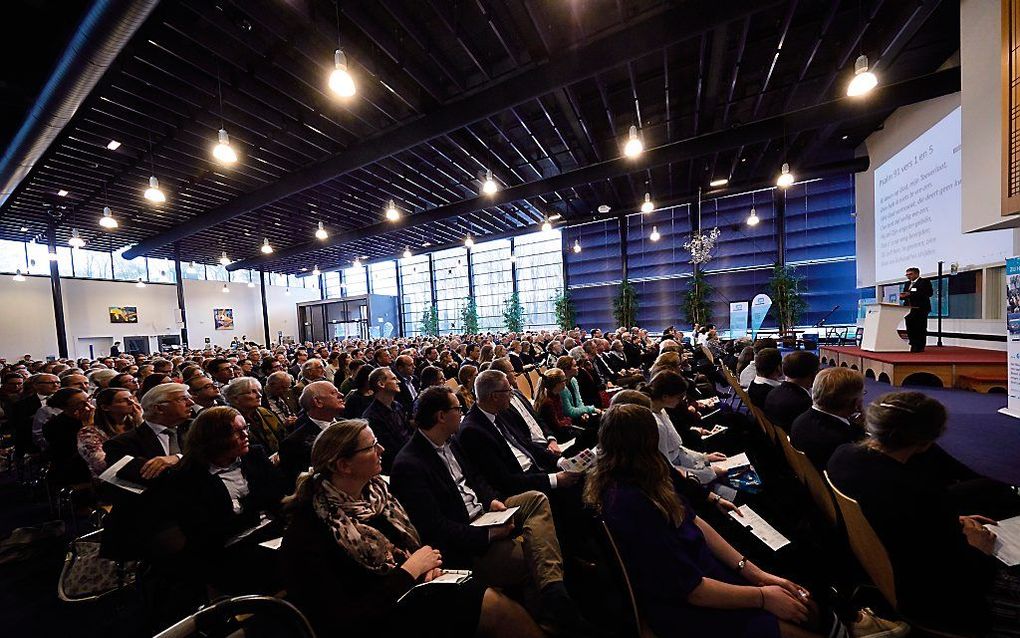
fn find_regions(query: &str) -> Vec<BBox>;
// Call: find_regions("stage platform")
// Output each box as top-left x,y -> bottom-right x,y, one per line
818,345 -> 1007,391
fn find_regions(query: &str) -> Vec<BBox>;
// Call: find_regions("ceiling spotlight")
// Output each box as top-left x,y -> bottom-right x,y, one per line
847,54 -> 878,97
68,228 -> 85,248
776,162 -> 795,188
261,238 -> 273,254
328,49 -> 356,97
709,178 -> 729,187
106,140 -> 121,150
135,278 -> 146,288
403,246 -> 412,259
144,175 -> 166,203
641,192 -> 654,213
649,226 -> 661,242
312,265 -> 320,276
747,207 -> 760,226
222,283 -> 230,293
315,221 -> 328,240
464,234 -> 474,248
187,261 -> 197,274
285,287 -> 291,296
12,269 -> 25,282
57,189 -> 68,197
481,169 -> 498,195
597,204 -> 611,214
99,206 -> 118,229
20,226 -> 28,232
353,257 -> 361,268
572,239 -> 582,253
247,280 -> 255,288
623,125 -> 643,157
509,253 -> 515,264
219,251 -> 231,266
385,199 -> 400,221
212,128 -> 238,164
542,218 -> 552,232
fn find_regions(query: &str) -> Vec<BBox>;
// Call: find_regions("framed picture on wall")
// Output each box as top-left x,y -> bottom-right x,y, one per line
213,308 -> 234,330
109,306 -> 138,323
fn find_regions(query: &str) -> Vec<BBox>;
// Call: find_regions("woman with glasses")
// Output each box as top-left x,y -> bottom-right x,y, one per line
281,418 -> 540,638
77,387 -> 141,477
223,376 -> 285,459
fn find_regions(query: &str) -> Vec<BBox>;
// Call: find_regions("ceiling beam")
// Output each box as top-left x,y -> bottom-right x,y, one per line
124,0 -> 782,259
229,67 -> 958,271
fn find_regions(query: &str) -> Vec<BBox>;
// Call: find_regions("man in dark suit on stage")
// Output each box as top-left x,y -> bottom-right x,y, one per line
900,267 -> 933,352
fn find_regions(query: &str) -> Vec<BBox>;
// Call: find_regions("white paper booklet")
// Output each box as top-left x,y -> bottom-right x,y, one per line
98,455 -> 146,494
710,452 -> 751,473
556,447 -> 598,473
728,505 -> 791,551
987,515 -> 1020,566
557,438 -> 576,454
259,537 -> 283,550
470,507 -> 520,527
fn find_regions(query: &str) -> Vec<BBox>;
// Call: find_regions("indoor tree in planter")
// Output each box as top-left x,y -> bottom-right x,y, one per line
768,261 -> 808,334
682,269 -> 713,326
420,304 -> 440,337
553,289 -> 576,331
503,291 -> 525,333
613,279 -> 639,328
460,296 -> 480,334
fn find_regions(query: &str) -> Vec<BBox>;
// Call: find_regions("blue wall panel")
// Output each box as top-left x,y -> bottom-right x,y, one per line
573,284 -> 617,331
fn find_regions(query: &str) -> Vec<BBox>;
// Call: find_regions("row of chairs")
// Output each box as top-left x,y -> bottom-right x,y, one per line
719,363 -> 971,637
442,366 -> 545,400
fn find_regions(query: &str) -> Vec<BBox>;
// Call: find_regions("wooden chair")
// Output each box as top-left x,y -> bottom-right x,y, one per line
528,368 -> 541,391
594,519 -> 658,638
445,377 -> 459,391
516,374 -> 533,400
777,435 -> 837,527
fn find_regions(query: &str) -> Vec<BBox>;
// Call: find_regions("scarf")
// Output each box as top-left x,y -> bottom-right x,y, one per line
313,476 -> 421,574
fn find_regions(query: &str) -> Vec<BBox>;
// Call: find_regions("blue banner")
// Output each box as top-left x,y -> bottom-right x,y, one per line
1008,257 -> 1020,335
729,302 -> 748,339
750,294 -> 772,340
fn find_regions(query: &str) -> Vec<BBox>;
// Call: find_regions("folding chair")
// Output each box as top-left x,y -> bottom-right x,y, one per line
153,595 -> 315,638
515,374 -> 533,400
591,519 -> 658,638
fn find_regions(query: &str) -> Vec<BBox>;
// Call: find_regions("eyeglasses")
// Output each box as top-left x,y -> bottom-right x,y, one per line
347,439 -> 382,456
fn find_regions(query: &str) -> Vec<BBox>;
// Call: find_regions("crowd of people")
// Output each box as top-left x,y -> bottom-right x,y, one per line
0,322 -> 1017,637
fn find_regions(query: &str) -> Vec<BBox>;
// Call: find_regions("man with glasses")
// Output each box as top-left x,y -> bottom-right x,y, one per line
12,373 -> 59,459
187,375 -> 226,416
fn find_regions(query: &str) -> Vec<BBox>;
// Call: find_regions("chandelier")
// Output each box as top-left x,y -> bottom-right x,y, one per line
683,227 -> 722,264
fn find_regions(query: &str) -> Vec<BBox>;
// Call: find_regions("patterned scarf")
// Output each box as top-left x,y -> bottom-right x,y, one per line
313,476 -> 421,574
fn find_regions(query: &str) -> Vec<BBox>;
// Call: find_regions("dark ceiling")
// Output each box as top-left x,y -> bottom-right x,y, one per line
0,0 -> 959,275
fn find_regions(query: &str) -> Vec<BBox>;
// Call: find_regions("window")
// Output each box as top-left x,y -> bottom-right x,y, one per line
69,247 -> 111,279
343,265 -> 368,296
270,272 -> 288,287
0,240 -> 27,273
230,268 -> 252,283
205,264 -> 230,282
472,239 -> 512,331
368,261 -> 398,296
514,230 -> 564,330
182,261 -> 205,280
147,257 -> 176,283
432,247 -> 469,333
27,243 -> 72,277
702,189 -> 778,270
323,271 -> 343,299
112,247 -> 147,281
399,255 -> 431,336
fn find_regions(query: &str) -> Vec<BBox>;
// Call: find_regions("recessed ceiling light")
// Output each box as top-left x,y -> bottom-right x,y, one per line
709,178 -> 729,187
20,226 -> 28,232
106,140 -> 121,150
57,189 -> 68,197
598,205 -> 611,213
842,135 -> 849,140
549,214 -> 562,221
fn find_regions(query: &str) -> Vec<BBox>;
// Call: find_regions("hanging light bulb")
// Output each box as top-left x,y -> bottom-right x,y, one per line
709,178 -> 729,187
315,221 -> 328,240
212,128 -> 238,164
222,283 -> 230,293
623,125 -> 643,157
649,226 -> 661,242
135,277 -> 146,288
353,257 -> 361,268
328,49 -> 356,97
12,269 -> 25,282
403,246 -> 412,259
187,261 -> 197,274
99,206 -> 118,229
846,54 -> 878,97
312,265 -> 320,276
144,175 -> 166,203
572,239 -> 582,253
776,162 -> 795,188
247,280 -> 255,288
464,234 -> 474,248
285,287 -> 291,296
508,253 -> 515,264
261,238 -> 273,254
385,199 -> 400,221
641,192 -> 654,213
747,207 -> 760,226
481,169 -> 497,195
542,218 -> 552,232
219,251 -> 231,266
68,228 -> 85,248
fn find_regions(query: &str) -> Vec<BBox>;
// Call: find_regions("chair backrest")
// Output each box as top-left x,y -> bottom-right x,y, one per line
594,519 -> 656,638
824,472 -> 898,609
778,435 -> 838,527
528,369 -> 541,390
153,595 -> 315,638
749,405 -> 777,442
700,344 -> 715,364
445,377 -> 459,390
515,374 -> 533,400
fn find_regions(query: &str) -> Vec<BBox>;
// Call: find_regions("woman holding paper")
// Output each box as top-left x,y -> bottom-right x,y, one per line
585,404 -> 897,638
280,418 -> 541,638
646,371 -> 728,485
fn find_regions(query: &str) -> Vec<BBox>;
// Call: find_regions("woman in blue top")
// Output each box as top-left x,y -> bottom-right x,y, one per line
555,355 -> 600,423
584,403 -> 822,638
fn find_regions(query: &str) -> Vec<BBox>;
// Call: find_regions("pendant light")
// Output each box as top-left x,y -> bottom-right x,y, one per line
328,6 -> 355,97
353,257 -> 361,268
776,162 -> 794,188
135,277 -> 146,288
403,246 -> 412,259
212,128 -> 237,165
144,175 -> 165,203
186,261 -> 197,274
222,283 -> 230,293
847,54 -> 878,97
247,279 -> 255,288
623,125 -> 643,157
261,238 -> 273,254
709,178 -> 729,187
641,192 -> 654,213
481,169 -> 497,195
464,234 -> 474,249
99,206 -> 118,228
285,287 -> 291,296
219,251 -> 231,266
385,199 -> 400,221
649,226 -> 661,242
312,265 -> 321,276
315,221 -> 328,240
12,269 -> 25,282
572,239 -> 582,253
746,207 -> 760,226
542,217 -> 552,232
68,228 -> 85,248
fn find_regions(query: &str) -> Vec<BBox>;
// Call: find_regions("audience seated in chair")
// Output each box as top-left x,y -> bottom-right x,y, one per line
361,366 -> 412,473
764,351 -> 819,433
489,357 -> 561,456
42,388 -> 94,487
747,348 -> 783,409
77,387 -> 141,478
790,367 -> 865,472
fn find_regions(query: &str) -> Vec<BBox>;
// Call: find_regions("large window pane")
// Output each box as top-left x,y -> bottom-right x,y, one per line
433,247 -> 469,333
147,257 -> 177,283
514,230 -> 563,330
269,272 -> 288,287
207,264 -> 230,282
230,268 -> 252,283
368,261 -> 398,296
343,266 -> 368,296
112,247 -> 147,281
182,261 -> 205,280
472,239 -> 512,331
324,271 -> 343,299
27,243 -> 72,277
0,240 -> 27,273
399,255 -> 431,336
69,247 -> 111,279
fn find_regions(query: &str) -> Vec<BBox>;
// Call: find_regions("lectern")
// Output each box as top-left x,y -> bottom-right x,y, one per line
860,302 -> 910,352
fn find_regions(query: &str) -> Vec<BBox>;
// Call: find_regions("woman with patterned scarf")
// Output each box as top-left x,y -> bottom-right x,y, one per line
280,419 -> 542,638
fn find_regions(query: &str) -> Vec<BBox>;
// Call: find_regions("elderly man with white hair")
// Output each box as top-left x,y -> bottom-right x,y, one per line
263,370 -> 299,428
103,382 -> 194,485
278,380 -> 346,484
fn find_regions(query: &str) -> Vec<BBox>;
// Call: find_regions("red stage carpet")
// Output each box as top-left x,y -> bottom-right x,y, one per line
818,345 -> 1006,389
819,345 -> 1005,364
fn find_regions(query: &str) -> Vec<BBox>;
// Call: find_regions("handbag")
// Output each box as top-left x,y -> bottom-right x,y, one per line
58,531 -> 136,601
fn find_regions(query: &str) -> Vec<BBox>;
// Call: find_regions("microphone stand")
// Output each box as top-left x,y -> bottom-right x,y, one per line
936,261 -> 944,347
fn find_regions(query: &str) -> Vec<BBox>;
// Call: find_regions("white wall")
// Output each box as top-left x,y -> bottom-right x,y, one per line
265,285 -> 318,344
61,278 -> 180,358
0,275 -> 57,359
183,279 -> 263,348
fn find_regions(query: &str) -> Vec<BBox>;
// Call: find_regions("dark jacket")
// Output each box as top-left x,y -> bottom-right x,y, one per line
278,414 -> 319,486
392,371 -> 418,417
42,412 -> 90,485
12,393 -> 42,455
762,381 -> 813,433
390,430 -> 499,567
790,408 -> 864,471
457,405 -> 555,495
362,398 -> 411,472
902,277 -> 933,313
746,380 -> 776,409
